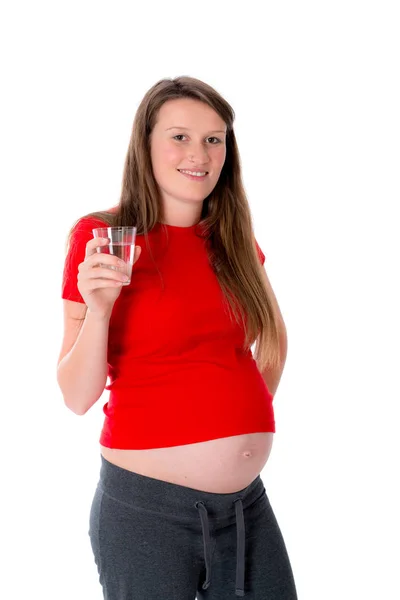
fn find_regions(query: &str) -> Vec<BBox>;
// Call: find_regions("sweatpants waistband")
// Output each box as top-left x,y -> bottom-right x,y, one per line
97,453 -> 265,525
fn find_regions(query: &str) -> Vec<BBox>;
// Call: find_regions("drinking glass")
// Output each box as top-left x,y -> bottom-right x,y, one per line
92,226 -> 137,285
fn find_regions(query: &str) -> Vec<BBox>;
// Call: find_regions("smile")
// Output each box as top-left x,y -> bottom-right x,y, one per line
178,169 -> 209,181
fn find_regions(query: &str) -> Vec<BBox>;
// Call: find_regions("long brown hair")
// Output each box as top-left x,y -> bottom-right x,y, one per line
66,76 -> 282,372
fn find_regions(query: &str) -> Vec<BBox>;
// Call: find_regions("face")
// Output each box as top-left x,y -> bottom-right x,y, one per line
150,98 -> 227,224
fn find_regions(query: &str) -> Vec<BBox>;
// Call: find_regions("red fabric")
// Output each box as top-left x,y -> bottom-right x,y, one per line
61,215 -> 275,449
254,238 -> 266,265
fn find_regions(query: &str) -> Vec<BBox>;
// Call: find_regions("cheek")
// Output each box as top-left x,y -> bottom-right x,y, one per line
151,144 -> 181,182
154,142 -> 181,166
214,147 -> 227,170
164,147 -> 182,164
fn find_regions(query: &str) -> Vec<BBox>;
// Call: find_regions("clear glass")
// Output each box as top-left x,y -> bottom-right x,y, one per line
92,226 -> 137,285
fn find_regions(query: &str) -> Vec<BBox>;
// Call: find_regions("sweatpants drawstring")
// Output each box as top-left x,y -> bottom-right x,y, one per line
195,498 -> 246,597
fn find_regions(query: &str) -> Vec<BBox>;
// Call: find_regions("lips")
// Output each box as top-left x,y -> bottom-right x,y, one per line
177,169 -> 209,182
177,169 -> 209,175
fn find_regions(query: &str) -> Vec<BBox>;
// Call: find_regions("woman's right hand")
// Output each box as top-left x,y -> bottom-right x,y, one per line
77,237 -> 141,317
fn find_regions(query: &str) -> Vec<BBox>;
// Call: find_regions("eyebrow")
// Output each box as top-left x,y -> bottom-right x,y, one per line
165,126 -> 226,134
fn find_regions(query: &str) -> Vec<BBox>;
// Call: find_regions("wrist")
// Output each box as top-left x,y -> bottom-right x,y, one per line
86,308 -> 112,322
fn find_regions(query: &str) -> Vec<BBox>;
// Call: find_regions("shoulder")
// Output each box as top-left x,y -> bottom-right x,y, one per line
69,211 -> 112,241
73,212 -> 111,231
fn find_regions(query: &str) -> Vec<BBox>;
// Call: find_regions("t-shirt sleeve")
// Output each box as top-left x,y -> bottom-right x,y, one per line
61,218 -> 103,303
254,238 -> 266,266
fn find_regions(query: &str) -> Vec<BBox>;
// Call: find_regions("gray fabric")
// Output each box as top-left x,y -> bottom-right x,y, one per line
88,454 -> 297,599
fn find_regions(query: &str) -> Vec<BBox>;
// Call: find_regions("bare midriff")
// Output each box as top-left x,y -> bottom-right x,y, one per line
100,432 -> 274,493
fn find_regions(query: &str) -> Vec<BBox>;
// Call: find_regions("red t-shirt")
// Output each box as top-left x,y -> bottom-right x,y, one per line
61,215 -> 275,449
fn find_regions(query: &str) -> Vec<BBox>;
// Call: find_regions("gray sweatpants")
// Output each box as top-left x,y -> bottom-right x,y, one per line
88,454 -> 298,599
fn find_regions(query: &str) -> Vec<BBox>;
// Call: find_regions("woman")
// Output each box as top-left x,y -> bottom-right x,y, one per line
57,76 -> 298,599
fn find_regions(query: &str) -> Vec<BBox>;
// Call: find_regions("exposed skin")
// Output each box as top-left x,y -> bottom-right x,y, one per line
149,97 -> 227,227
100,98 -> 276,493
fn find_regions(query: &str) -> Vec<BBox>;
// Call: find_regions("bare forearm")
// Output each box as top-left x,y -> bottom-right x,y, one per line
261,331 -> 288,397
57,310 -> 110,414
261,362 -> 286,396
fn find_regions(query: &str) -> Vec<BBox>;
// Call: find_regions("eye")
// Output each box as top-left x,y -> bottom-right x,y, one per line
173,135 -> 221,144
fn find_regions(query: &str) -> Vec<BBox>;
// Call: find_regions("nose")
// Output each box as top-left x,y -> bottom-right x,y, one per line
188,143 -> 210,165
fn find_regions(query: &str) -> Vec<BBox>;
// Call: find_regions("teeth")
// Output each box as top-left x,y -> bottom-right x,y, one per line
179,170 -> 207,177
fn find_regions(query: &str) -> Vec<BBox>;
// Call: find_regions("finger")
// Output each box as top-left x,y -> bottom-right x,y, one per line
84,244 -> 141,269
134,245 -> 141,261
79,264 -> 128,282
82,252 -> 125,270
80,276 -> 125,290
85,237 -> 109,258
93,267 -> 128,282
78,266 -> 128,283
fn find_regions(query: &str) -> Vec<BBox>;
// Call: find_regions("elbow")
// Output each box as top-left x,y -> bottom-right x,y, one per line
63,389 -> 103,415
277,324 -> 288,364
57,375 -> 86,415
63,397 -> 88,416
279,335 -> 288,367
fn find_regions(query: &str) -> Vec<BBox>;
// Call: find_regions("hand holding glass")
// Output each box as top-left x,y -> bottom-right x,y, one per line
92,227 -> 137,285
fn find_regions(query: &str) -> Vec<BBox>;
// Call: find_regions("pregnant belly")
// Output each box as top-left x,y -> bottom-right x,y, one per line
100,432 -> 274,493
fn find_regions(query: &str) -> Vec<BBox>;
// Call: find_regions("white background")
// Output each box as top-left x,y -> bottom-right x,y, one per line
1,1 -> 399,598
